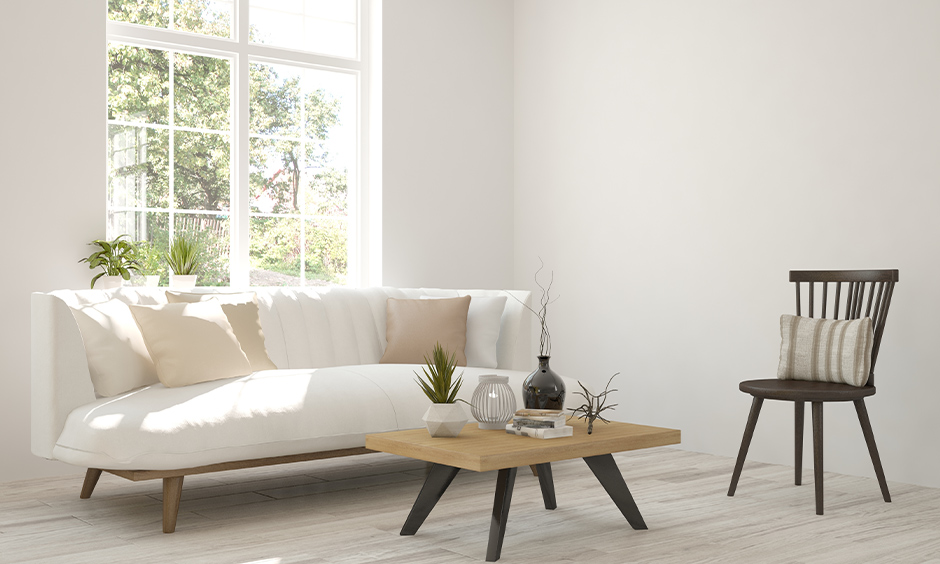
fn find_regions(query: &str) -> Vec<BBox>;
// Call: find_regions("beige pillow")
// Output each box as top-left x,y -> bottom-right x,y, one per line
70,299 -> 159,397
166,291 -> 277,371
381,296 -> 471,366
129,301 -> 253,388
777,314 -> 873,387
420,295 -> 507,368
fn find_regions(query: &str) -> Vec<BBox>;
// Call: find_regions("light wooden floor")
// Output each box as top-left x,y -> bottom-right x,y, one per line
2,447 -> 939,564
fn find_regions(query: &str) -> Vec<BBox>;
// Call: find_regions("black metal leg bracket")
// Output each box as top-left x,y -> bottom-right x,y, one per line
400,463 -> 460,536
584,454 -> 648,530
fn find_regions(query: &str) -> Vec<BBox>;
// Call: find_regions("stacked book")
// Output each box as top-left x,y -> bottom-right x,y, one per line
505,409 -> 573,439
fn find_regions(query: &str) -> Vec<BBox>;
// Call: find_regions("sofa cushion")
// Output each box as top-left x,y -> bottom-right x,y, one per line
51,365 -> 539,471
129,301 -> 253,388
69,299 -> 159,397
381,296 -> 471,366
166,291 -> 277,371
422,295 -> 507,368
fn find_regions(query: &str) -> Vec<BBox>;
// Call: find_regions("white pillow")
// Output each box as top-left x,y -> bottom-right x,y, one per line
421,295 -> 507,368
69,299 -> 159,397
165,291 -> 277,371
128,301 -> 253,388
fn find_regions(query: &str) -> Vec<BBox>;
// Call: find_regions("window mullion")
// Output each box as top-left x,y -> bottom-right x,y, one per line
168,51 -> 176,249
231,0 -> 251,287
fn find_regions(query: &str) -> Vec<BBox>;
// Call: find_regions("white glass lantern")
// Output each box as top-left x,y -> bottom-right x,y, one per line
470,374 -> 516,430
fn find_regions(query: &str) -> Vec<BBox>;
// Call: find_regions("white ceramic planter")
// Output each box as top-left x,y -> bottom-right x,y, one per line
422,403 -> 469,437
144,275 -> 160,287
169,274 -> 197,289
95,275 -> 123,290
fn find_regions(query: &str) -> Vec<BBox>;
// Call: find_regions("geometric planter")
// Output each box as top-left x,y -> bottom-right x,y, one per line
422,403 -> 468,438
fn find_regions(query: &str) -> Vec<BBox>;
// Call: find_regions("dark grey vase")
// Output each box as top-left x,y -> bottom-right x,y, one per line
522,356 -> 566,410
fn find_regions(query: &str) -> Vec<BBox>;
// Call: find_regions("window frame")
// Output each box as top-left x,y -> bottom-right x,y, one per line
106,0 -> 372,287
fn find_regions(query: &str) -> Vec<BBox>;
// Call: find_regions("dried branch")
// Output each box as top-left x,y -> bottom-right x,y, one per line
506,257 -> 558,357
567,373 -> 619,434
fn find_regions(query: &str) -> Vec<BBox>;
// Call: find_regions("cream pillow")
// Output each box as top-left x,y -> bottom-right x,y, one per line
166,291 -> 277,371
70,299 -> 159,397
421,295 -> 506,368
129,301 -> 253,388
380,296 -> 471,366
777,314 -> 873,387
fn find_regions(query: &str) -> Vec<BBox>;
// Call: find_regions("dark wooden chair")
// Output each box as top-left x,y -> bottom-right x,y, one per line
728,269 -> 898,515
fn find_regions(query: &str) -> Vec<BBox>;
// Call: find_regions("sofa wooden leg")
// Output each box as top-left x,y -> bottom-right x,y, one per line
80,469 -> 102,499
162,476 -> 184,534
529,465 -> 539,477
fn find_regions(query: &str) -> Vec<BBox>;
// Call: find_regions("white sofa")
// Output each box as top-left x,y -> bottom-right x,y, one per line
32,286 -> 570,533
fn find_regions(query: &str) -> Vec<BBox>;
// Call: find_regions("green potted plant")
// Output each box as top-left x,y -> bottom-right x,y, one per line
136,241 -> 166,287
415,343 -> 469,437
78,235 -> 142,289
165,234 -> 201,289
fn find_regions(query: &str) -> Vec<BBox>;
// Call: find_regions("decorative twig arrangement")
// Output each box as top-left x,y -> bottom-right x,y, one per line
567,373 -> 619,434
507,258 -> 558,357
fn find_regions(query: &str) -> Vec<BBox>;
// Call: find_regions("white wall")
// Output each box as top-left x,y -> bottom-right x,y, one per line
514,0 -> 940,488
0,1 -> 105,482
382,0 -> 515,290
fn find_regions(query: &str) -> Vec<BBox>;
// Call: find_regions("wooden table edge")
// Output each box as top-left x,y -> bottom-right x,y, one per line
365,422 -> 681,473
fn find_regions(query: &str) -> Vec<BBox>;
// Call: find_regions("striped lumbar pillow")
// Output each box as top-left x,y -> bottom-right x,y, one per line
776,315 -> 874,387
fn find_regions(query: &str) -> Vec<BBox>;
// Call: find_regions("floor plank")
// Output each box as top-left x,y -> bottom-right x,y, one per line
1,448 -> 937,563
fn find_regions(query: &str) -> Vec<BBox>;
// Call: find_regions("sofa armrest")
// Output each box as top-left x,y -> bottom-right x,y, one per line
31,292 -> 97,459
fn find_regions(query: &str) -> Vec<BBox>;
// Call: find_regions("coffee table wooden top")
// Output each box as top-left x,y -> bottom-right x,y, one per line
365,419 -> 680,472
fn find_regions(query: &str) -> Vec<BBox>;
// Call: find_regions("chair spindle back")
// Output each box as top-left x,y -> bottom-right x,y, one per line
791,270 -> 898,386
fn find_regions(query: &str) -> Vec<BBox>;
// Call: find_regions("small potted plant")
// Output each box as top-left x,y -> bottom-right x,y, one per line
78,235 -> 142,289
415,343 -> 469,437
136,241 -> 166,287
165,234 -> 201,289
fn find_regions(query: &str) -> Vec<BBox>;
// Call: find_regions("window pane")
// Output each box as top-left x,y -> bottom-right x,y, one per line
109,125 -> 169,209
174,131 -> 231,210
249,0 -> 357,59
305,218 -> 347,285
250,216 -> 301,286
108,0 -> 169,29
109,44 -> 169,125
250,138 -> 301,213
304,168 -> 346,217
175,213 -> 231,286
303,69 -> 355,216
175,53 -> 230,131
174,0 -> 233,38
250,63 -> 302,137
108,0 -> 232,38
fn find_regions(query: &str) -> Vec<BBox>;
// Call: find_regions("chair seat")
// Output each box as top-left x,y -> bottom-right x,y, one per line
739,379 -> 876,402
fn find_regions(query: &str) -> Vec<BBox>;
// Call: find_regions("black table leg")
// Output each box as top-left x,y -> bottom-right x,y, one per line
401,463 -> 460,535
584,454 -> 647,530
486,466 -> 517,562
535,463 -> 556,510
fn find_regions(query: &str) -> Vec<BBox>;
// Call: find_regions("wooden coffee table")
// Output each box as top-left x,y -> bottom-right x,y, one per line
365,419 -> 680,561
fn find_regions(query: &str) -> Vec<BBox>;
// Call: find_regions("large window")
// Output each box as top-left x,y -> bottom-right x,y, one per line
107,0 -> 369,287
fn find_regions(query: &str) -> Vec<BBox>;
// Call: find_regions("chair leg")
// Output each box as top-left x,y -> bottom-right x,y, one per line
812,402 -> 823,515
795,401 -> 804,486
728,396 -> 763,497
162,476 -> 184,534
854,399 -> 891,502
80,468 -> 102,499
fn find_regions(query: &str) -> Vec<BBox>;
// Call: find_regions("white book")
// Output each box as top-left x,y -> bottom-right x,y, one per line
505,424 -> 574,439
